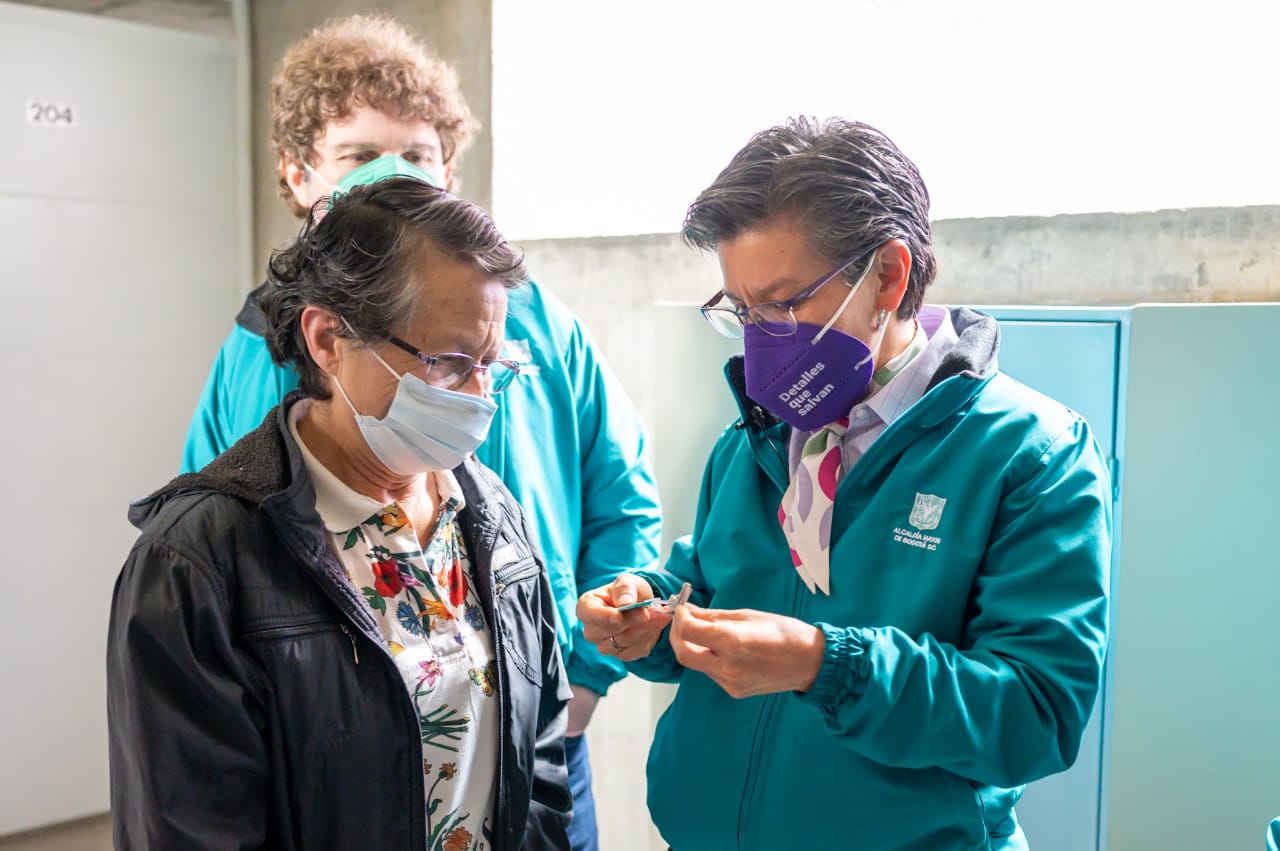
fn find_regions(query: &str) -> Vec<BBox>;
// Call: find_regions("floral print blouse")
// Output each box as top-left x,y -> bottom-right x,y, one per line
291,404 -> 498,851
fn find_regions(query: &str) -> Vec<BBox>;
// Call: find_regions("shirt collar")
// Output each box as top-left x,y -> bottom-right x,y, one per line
861,305 -> 957,426
287,399 -> 465,534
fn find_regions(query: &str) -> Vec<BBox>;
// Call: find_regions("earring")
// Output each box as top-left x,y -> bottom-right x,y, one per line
874,309 -> 889,330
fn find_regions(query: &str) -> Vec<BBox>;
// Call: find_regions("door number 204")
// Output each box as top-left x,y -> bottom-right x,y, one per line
26,100 -> 76,128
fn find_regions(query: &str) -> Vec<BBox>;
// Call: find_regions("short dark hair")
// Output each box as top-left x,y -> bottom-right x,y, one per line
682,116 -> 937,318
262,178 -> 527,399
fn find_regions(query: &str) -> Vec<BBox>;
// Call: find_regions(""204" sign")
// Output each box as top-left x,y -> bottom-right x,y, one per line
26,100 -> 76,128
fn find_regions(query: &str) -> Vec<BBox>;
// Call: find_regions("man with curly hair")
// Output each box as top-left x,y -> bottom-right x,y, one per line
180,16 -> 662,849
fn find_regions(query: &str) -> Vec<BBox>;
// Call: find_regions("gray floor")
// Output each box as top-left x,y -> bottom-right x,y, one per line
0,814 -> 111,850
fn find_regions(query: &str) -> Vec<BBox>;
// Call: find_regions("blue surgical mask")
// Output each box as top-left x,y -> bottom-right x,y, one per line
332,335 -> 496,475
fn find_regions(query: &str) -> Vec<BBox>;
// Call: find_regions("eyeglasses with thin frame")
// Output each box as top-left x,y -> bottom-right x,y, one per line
699,249 -> 871,339
386,336 -> 521,394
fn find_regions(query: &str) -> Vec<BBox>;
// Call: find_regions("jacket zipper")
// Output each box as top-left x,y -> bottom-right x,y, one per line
735,691 -> 777,849
241,620 -> 341,641
339,623 -> 360,664
489,577 -> 509,851
750,424 -> 790,495
298,569 -> 425,851
493,559 -> 539,596
732,414 -> 822,848
265,496 -> 428,851
735,569 -> 809,848
733,437 -> 793,850
240,619 -> 359,669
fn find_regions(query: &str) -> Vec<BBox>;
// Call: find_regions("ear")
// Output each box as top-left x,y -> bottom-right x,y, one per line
872,238 -> 912,315
299,306 -> 345,379
281,154 -> 312,209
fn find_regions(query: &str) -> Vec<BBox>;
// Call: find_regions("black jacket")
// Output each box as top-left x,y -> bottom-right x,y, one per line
107,395 -> 573,850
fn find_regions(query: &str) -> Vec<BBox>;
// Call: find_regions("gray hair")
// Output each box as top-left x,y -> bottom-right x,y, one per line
262,177 -> 528,399
682,116 -> 937,318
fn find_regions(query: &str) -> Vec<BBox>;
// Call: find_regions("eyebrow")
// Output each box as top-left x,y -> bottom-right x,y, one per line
331,141 -> 441,155
727,277 -> 803,306
394,331 -> 499,360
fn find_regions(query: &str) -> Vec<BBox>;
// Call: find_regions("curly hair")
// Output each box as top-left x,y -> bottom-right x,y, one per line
270,14 -> 479,216
262,178 -> 527,400
682,117 -> 937,320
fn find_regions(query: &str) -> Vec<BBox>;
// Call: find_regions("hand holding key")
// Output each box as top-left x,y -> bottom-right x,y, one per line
669,604 -> 825,698
577,576 -> 691,662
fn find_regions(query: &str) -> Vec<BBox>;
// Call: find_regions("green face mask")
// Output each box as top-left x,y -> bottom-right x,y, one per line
306,155 -> 439,208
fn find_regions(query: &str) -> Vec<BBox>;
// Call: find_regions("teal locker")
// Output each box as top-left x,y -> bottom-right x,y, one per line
985,303 -> 1280,851
1104,304 -> 1279,851
984,308 -> 1127,851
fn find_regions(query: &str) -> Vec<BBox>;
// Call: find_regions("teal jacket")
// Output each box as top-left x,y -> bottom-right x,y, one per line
182,280 -> 662,694
628,308 -> 1111,850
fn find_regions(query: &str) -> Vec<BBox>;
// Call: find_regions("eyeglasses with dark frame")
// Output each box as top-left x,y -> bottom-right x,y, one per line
699,250 -> 871,339
386,336 -> 521,394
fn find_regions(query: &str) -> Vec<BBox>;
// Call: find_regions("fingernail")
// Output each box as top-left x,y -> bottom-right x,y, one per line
615,591 -> 635,605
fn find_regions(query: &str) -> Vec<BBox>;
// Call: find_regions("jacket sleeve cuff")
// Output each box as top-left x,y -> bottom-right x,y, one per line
797,623 -> 872,708
631,568 -> 683,601
566,640 -> 626,696
623,636 -> 683,683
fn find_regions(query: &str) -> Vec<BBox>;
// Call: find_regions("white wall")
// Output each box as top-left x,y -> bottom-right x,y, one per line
493,0 -> 1280,239
0,1 -> 243,834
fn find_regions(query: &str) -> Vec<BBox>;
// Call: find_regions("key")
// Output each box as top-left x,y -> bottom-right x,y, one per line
615,581 -> 692,613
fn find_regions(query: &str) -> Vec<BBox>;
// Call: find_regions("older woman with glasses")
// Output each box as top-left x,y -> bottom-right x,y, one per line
107,178 -> 572,851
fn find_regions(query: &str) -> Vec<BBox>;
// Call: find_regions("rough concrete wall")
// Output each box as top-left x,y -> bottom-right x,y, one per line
521,205 -> 1280,317
931,206 -> 1280,305
250,0 -> 492,275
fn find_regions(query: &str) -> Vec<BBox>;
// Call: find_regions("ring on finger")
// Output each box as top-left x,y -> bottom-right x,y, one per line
608,635 -> 626,652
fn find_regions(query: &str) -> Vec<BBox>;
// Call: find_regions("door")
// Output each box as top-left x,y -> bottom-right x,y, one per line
0,2 -> 242,833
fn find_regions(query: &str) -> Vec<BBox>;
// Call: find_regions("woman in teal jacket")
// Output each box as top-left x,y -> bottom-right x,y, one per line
580,118 -> 1111,849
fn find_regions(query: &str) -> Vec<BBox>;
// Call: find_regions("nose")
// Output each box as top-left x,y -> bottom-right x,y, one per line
459,367 -> 491,399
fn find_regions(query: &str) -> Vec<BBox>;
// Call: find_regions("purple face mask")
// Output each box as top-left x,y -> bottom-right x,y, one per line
744,253 -> 887,431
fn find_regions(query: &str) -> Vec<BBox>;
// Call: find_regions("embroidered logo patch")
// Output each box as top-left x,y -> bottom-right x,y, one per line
909,493 -> 947,531
892,493 -> 947,552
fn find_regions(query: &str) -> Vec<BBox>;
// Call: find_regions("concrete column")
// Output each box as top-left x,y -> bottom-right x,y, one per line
249,0 -> 493,274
